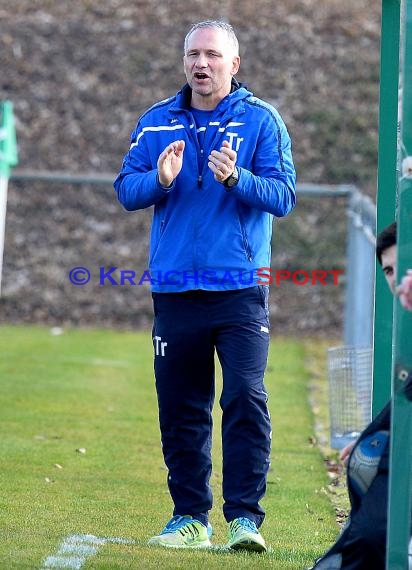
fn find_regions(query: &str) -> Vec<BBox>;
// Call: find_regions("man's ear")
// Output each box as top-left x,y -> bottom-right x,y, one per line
231,56 -> 240,75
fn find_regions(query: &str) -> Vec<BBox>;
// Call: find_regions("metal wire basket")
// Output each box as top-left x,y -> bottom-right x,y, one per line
327,346 -> 373,449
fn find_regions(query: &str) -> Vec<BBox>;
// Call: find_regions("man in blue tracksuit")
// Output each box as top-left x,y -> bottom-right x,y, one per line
114,20 -> 296,551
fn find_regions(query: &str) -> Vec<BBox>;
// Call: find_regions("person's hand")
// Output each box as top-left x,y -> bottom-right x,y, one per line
339,441 -> 356,465
208,140 -> 237,184
397,269 -> 412,311
157,140 -> 185,187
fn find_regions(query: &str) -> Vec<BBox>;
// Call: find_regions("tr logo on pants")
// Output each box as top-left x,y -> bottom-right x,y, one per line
153,335 -> 168,356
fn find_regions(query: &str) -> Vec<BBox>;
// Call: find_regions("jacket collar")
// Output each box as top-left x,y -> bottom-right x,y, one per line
174,78 -> 249,111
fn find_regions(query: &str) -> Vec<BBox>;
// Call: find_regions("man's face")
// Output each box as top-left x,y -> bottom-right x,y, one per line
183,27 -> 240,110
381,244 -> 397,294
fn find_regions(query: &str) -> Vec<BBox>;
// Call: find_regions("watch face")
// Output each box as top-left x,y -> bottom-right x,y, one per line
226,169 -> 238,187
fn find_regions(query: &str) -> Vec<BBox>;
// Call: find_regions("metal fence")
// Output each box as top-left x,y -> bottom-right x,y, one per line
343,187 -> 377,348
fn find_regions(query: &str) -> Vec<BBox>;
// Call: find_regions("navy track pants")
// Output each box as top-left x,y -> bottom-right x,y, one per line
151,286 -> 271,528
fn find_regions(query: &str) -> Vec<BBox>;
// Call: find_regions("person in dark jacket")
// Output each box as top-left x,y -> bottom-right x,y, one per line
114,20 -> 296,551
310,221 -> 412,569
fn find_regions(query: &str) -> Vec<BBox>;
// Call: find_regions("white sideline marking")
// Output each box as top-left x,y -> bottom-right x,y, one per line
41,534 -> 135,569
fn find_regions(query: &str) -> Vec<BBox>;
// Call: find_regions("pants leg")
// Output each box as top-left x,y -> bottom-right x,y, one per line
340,472 -> 388,570
152,293 -> 215,525
214,286 -> 271,527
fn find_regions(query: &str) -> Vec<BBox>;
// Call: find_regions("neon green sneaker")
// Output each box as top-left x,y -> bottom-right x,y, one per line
226,517 -> 267,552
148,515 -> 212,549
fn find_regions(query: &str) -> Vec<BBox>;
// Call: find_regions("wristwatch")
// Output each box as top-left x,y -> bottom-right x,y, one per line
223,167 -> 239,191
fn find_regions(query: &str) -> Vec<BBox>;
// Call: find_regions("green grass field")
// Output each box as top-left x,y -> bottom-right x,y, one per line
0,325 -> 339,569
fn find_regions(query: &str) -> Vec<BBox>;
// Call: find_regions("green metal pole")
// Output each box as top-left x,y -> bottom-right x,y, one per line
373,0 -> 401,416
0,101 -> 18,178
386,0 -> 412,566
0,101 -> 19,296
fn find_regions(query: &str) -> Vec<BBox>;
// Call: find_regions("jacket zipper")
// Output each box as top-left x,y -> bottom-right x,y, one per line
197,147 -> 204,187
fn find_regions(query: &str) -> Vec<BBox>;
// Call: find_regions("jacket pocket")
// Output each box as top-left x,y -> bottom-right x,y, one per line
239,220 -> 253,261
150,219 -> 166,265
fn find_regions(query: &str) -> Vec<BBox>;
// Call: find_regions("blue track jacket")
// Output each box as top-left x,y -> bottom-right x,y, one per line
114,82 -> 296,292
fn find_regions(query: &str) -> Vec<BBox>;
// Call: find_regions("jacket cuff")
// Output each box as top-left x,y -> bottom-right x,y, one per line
156,173 -> 175,192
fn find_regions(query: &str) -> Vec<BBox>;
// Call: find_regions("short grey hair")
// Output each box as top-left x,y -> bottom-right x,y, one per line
184,20 -> 239,55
